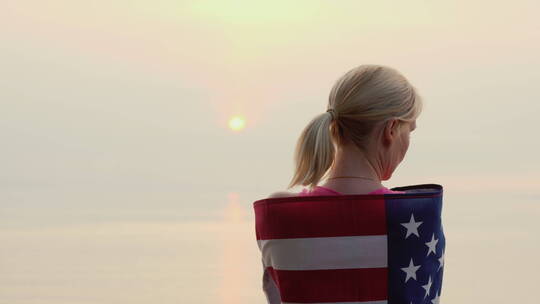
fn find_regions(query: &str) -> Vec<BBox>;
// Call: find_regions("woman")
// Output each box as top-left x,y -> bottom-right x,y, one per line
254,65 -> 444,304
269,64 -> 421,198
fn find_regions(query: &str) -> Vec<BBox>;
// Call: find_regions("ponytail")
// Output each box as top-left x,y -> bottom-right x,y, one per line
287,111 -> 336,190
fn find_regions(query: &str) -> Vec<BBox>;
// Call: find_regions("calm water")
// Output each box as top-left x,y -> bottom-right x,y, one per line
1,191 -> 538,303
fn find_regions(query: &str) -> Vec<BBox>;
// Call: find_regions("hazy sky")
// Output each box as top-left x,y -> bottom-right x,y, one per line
2,0 -> 539,226
1,1 -> 539,303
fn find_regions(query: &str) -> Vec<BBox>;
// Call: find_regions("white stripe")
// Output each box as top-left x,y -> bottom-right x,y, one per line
258,235 -> 387,270
283,301 -> 388,304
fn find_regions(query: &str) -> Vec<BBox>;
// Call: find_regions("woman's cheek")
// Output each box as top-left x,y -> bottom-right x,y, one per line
401,134 -> 410,160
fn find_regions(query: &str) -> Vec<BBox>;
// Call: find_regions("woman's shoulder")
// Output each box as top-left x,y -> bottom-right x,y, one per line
267,186 -> 326,198
267,190 -> 298,199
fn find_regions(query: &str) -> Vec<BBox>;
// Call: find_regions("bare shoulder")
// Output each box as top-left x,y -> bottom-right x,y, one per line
267,191 -> 296,199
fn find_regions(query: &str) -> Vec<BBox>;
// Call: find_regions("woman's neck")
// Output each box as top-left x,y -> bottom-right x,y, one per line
320,144 -> 385,194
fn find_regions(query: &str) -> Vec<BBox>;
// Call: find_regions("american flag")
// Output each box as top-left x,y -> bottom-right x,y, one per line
253,184 -> 445,304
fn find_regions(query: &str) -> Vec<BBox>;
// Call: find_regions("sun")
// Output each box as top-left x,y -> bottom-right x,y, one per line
228,115 -> 246,131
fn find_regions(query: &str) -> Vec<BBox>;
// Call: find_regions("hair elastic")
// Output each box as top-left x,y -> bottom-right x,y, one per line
326,108 -> 337,120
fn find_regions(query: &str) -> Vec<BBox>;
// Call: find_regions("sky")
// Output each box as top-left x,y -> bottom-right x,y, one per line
1,1 -> 539,303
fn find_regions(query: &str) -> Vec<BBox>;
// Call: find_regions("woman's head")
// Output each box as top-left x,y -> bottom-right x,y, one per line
288,64 -> 422,190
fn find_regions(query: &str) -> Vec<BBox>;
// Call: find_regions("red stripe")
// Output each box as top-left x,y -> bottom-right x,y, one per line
255,197 -> 387,240
267,266 -> 388,302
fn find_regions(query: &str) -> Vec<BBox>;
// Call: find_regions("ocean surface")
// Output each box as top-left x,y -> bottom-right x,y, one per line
1,191 -> 538,303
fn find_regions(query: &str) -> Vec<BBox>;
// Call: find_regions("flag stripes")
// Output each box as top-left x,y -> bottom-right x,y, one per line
255,197 -> 387,240
267,266 -> 388,303
257,235 -> 387,270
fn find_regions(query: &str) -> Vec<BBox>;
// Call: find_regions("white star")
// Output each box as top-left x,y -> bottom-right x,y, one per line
422,276 -> 433,299
400,258 -> 421,283
431,291 -> 441,304
438,251 -> 445,271
425,233 -> 439,257
400,213 -> 423,239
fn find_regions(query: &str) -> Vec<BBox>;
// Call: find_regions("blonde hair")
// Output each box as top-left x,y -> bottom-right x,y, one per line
288,64 -> 423,190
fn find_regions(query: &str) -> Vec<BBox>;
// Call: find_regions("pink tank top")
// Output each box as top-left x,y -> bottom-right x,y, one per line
298,185 -> 406,196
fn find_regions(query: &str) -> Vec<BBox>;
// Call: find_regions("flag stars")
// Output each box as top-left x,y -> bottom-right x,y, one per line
438,251 -> 445,271
425,233 -> 439,257
401,258 -> 421,283
395,210 -> 444,303
400,213 -> 423,239
422,276 -> 433,299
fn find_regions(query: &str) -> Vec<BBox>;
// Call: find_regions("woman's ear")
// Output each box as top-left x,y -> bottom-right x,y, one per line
382,118 -> 399,146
